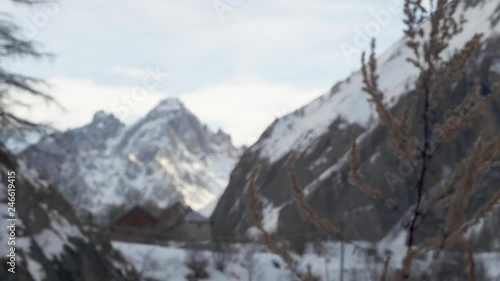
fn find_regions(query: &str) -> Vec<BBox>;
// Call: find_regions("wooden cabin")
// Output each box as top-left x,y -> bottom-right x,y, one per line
109,202 -> 212,243
112,206 -> 158,228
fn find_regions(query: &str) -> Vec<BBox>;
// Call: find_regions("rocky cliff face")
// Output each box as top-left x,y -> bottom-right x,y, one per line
0,146 -> 135,281
211,0 -> 500,248
19,98 -> 240,218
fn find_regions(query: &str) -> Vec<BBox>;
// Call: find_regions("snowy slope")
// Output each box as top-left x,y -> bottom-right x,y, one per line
20,98 -> 240,217
0,147 -> 134,280
253,0 -> 500,164
0,127 -> 55,154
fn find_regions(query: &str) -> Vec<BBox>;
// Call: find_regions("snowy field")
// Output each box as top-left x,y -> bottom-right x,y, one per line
113,240 -> 373,281
112,239 -> 500,281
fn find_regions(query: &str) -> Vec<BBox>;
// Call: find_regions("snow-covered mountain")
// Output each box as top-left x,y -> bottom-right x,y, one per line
248,0 -> 500,165
0,126 -> 55,154
0,146 -> 135,280
211,0 -> 500,245
20,98 -> 240,218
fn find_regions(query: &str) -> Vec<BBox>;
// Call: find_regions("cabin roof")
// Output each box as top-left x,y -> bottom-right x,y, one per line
113,206 -> 158,227
111,202 -> 208,230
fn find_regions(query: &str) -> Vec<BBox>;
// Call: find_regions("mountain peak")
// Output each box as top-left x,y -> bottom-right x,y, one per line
144,97 -> 187,121
90,111 -> 123,130
20,94 -> 239,217
93,110 -> 115,121
153,97 -> 185,113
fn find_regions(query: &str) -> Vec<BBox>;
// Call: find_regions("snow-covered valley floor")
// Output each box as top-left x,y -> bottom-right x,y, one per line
112,240 -> 500,281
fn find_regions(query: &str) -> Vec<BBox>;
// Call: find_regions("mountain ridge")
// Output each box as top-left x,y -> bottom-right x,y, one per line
211,0 -> 500,249
19,98 -> 240,219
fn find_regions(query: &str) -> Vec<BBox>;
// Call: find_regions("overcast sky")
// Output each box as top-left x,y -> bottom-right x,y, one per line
3,0 -> 405,145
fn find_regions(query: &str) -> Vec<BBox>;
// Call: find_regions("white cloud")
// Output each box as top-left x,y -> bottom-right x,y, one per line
180,78 -> 324,146
11,77 -> 323,146
4,0 -> 406,146
11,77 -> 166,128
109,65 -> 152,79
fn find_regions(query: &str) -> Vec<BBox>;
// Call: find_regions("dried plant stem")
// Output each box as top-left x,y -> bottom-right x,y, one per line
348,133 -> 382,200
243,1 -> 500,281
245,166 -> 295,266
357,1 -> 497,280
379,255 -> 391,281
245,165 -> 316,281
289,155 -> 339,238
467,242 -> 476,281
